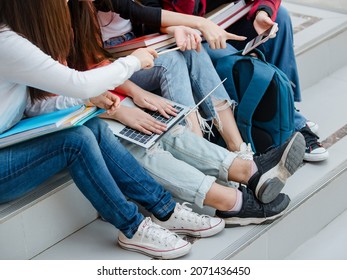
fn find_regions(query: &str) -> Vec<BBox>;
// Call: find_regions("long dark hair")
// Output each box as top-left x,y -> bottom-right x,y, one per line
67,0 -> 113,71
0,0 -> 72,102
0,0 -> 71,101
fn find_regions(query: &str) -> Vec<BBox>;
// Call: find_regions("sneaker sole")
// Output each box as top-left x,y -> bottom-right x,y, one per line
170,219 -> 226,238
222,208 -> 287,227
304,150 -> 329,162
256,132 -> 305,203
118,238 -> 191,260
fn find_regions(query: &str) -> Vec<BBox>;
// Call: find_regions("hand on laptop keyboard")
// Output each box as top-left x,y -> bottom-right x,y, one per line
119,104 -> 185,145
131,90 -> 179,119
110,105 -> 169,136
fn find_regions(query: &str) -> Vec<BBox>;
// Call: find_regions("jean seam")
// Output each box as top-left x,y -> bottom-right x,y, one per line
0,148 -> 68,182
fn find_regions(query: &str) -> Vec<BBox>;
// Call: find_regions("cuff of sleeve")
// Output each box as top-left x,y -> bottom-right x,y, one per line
257,5 -> 273,19
123,55 -> 142,72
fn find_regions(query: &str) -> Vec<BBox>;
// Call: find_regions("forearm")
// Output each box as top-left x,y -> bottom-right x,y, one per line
95,0 -> 162,28
250,0 -> 281,20
161,9 -> 207,31
115,80 -> 146,99
25,96 -> 84,117
1,29 -> 143,100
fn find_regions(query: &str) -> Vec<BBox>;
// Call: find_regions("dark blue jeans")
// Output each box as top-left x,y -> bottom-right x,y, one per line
0,118 -> 175,238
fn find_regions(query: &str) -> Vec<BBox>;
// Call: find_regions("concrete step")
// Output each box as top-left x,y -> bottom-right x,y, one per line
286,208 -> 347,259
285,1 -> 347,90
0,172 -> 98,259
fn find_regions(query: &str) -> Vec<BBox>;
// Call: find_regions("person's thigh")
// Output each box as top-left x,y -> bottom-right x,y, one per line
0,126 -> 91,203
129,51 -> 196,106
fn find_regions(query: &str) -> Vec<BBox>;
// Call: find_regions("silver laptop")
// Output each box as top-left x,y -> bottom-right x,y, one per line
105,78 -> 226,148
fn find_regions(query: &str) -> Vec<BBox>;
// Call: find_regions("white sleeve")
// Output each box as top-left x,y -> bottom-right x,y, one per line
25,95 -> 85,117
0,29 -> 141,99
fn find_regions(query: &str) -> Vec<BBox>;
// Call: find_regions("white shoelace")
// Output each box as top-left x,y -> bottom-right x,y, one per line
139,217 -> 180,247
236,143 -> 254,160
175,203 -> 210,226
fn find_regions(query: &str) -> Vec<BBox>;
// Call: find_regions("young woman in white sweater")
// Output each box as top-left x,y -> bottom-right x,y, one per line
0,0 -> 230,260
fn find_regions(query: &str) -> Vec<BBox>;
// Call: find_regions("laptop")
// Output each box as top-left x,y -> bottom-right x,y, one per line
105,78 -> 226,149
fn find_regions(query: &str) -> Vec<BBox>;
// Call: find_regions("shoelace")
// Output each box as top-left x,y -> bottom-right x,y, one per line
176,203 -> 210,225
236,143 -> 254,160
300,126 -> 320,149
140,217 -> 179,246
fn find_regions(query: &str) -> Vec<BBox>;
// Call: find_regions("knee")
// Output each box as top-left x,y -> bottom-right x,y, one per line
275,6 -> 292,29
63,125 -> 98,152
156,51 -> 186,70
83,118 -> 112,140
182,46 -> 211,65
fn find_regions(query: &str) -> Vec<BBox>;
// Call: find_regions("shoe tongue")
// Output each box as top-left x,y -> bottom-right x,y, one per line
140,217 -> 151,231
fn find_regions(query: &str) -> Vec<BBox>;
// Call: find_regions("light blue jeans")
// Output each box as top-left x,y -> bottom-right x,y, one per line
0,118 -> 176,238
129,46 -> 234,121
120,125 -> 237,208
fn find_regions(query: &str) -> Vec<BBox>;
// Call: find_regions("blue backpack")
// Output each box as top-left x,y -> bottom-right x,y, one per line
214,49 -> 295,153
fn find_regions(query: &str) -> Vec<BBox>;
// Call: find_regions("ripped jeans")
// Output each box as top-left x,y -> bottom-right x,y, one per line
129,45 -> 235,129
120,125 -> 237,208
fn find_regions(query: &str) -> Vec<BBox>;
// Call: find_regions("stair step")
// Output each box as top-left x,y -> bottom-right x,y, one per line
286,208 -> 347,259
0,172 -> 98,259
285,2 -> 347,90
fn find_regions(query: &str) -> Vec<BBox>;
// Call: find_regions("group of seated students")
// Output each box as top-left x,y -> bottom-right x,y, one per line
0,0 -> 324,260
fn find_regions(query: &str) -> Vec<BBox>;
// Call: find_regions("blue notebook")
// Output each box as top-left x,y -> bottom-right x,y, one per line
0,105 -> 104,148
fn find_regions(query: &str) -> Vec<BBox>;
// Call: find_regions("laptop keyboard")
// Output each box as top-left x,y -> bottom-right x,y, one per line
119,104 -> 185,145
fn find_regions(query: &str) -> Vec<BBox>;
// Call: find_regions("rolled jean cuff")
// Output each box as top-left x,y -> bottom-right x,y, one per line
194,175 -> 217,208
218,151 -> 237,183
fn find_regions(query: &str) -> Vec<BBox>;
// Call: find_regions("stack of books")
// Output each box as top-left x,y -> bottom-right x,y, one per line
106,33 -> 176,58
106,0 -> 253,58
0,105 -> 104,148
205,0 -> 253,29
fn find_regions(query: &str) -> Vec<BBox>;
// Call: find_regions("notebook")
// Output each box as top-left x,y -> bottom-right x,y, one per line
0,105 -> 104,148
105,78 -> 226,149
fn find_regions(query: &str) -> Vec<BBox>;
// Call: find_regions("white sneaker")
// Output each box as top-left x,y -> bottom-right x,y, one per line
300,125 -> 329,162
118,217 -> 191,259
152,203 -> 225,238
306,121 -> 319,134
236,142 -> 254,160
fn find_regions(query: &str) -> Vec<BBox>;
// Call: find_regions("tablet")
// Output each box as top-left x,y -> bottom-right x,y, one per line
242,23 -> 278,55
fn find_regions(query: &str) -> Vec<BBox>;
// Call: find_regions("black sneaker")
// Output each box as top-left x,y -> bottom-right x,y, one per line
247,132 -> 305,204
215,186 -> 290,226
299,125 -> 329,162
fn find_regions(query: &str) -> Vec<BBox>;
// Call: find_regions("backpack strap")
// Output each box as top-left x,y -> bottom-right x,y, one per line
236,58 -> 276,150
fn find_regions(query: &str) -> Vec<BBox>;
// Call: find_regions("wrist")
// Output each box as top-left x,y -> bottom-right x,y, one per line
83,98 -> 93,107
256,6 -> 273,19
195,16 -> 207,32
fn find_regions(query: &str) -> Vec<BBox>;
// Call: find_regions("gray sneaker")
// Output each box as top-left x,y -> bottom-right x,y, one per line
248,132 -> 305,203
118,217 -> 191,259
215,186 -> 290,226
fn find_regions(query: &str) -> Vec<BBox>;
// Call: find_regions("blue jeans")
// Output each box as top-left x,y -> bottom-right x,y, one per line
129,46 -> 234,121
0,118 -> 175,238
121,125 -> 237,208
103,32 -> 136,48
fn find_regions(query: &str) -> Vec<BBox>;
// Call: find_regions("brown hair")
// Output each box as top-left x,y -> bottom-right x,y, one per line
67,0 -> 113,72
0,0 -> 72,102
